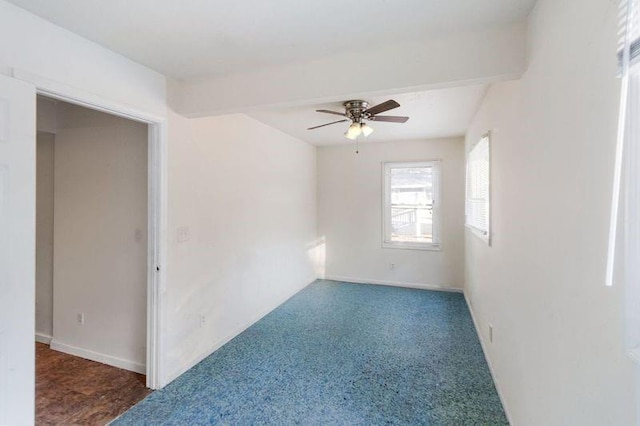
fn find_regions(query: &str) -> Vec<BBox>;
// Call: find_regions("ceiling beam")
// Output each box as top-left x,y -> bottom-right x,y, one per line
170,22 -> 527,118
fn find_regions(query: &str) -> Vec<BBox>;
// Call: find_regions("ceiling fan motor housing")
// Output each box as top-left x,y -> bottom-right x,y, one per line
344,100 -> 369,122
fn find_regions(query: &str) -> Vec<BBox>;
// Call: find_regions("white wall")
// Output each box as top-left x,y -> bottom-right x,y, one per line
164,112 -> 318,381
52,102 -> 148,372
35,97 -> 58,341
36,97 -> 58,133
464,0 -> 638,424
0,0 -> 166,117
317,139 -> 465,290
35,132 -> 55,340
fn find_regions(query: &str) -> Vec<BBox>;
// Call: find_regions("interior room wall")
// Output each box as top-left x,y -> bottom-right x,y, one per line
0,0 -> 166,117
317,138 -> 465,290
36,131 -> 55,340
464,0 -> 638,424
164,111 -> 318,381
52,102 -> 148,372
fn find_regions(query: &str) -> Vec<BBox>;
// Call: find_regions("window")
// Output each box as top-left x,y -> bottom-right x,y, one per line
609,0 -> 640,362
466,134 -> 490,243
382,161 -> 441,250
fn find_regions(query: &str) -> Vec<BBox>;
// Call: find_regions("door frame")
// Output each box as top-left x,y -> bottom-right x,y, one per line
13,68 -> 167,389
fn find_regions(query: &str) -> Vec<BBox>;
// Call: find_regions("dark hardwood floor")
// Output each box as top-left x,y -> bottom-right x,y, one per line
36,342 -> 152,425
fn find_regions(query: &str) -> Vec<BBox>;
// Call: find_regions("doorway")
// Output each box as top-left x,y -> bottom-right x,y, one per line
35,96 -> 153,423
0,71 -> 165,424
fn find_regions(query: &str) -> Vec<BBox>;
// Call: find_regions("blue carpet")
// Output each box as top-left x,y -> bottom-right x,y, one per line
113,280 -> 507,425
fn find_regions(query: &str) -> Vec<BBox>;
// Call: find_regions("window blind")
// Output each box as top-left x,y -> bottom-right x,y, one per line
619,0 -> 640,69
466,135 -> 490,236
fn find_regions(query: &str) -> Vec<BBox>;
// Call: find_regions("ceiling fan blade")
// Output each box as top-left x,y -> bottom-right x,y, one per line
307,119 -> 349,130
370,115 -> 409,123
366,100 -> 400,116
316,109 -> 347,117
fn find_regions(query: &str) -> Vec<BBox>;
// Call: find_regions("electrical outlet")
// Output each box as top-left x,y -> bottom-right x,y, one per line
489,323 -> 494,343
199,314 -> 206,328
77,313 -> 85,326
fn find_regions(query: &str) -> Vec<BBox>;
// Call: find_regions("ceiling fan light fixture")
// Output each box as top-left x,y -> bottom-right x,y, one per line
345,122 -> 362,140
360,122 -> 374,137
312,99 -> 407,141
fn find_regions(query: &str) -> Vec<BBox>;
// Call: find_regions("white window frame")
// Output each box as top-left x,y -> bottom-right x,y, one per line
465,132 -> 491,245
382,160 -> 441,251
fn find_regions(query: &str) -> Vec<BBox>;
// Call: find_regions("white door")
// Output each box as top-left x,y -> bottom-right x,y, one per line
0,73 -> 36,425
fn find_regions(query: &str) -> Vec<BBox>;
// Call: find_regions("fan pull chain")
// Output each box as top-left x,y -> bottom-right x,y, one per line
356,138 -> 359,154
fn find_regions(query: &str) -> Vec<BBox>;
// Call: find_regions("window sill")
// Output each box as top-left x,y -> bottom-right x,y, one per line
382,241 -> 441,251
466,224 -> 490,245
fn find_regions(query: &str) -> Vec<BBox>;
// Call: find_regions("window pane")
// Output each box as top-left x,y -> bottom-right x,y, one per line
390,167 -> 433,243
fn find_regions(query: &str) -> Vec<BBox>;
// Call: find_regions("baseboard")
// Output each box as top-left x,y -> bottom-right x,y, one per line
165,277 -> 317,385
463,292 -> 514,425
323,275 -> 463,293
50,340 -> 145,374
35,333 -> 52,345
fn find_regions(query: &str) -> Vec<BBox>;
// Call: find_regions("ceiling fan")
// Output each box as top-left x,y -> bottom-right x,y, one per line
308,100 -> 409,140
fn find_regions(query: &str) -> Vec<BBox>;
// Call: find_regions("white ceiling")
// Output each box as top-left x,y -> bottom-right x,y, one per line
249,84 -> 488,146
7,0 -> 536,80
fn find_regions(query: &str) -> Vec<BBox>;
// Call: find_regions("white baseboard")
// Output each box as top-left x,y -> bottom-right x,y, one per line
35,333 -> 52,345
323,275 -> 463,293
463,292 -> 513,425
50,340 -> 145,374
166,277 -> 317,385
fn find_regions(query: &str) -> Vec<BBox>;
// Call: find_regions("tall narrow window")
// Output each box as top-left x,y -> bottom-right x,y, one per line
383,161 -> 441,250
609,0 -> 640,361
466,134 -> 490,242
